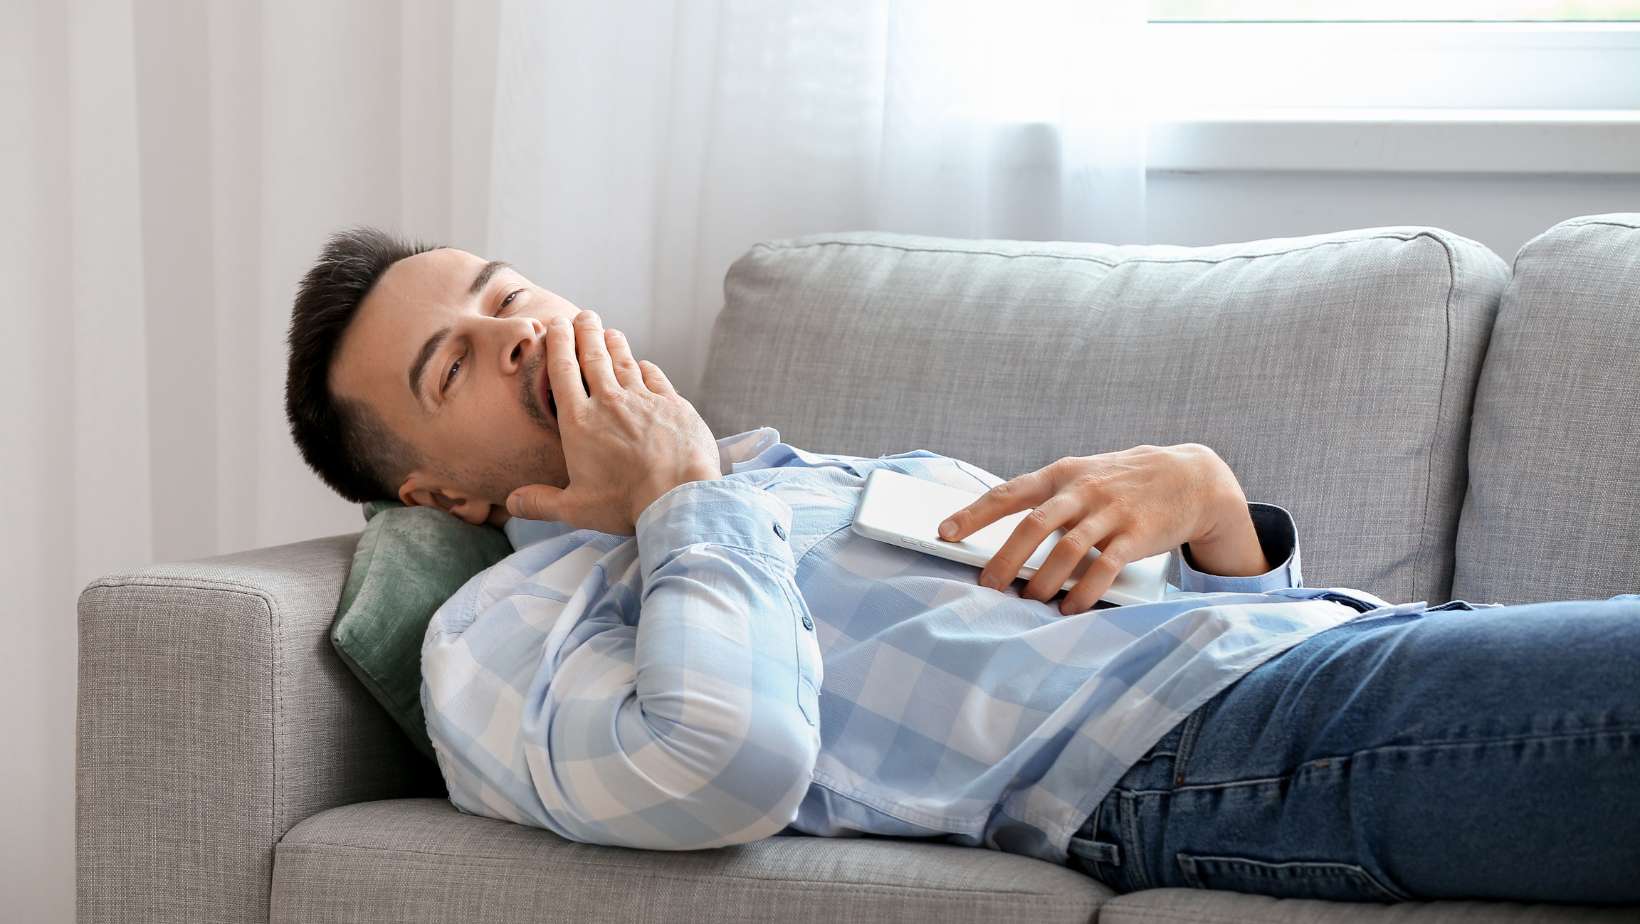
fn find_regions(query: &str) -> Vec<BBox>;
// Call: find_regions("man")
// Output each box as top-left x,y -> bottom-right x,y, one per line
286,226 -> 1639,904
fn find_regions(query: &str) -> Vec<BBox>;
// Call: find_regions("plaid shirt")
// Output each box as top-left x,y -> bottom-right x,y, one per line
423,427 -> 1395,865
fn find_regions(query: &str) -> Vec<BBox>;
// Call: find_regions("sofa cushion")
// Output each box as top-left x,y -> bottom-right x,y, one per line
272,799 -> 1110,923
1100,887 -> 1634,923
700,228 -> 1508,603
1452,214 -> 1640,605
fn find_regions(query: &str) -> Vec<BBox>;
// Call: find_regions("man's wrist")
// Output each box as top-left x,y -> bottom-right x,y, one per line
1188,490 -> 1270,578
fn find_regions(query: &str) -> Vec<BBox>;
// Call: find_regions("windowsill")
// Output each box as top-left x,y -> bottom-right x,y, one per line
1147,109 -> 1640,174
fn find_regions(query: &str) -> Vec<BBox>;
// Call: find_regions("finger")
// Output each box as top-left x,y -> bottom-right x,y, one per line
603,327 -> 645,390
939,468 -> 1055,542
1021,508 -> 1120,604
978,491 -> 1080,591
638,358 -> 675,396
507,483 -> 567,522
573,309 -> 620,396
544,315 -> 588,417
1060,536 -> 1134,615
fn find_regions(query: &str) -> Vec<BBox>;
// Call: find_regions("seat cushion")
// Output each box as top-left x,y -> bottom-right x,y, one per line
1452,214 -> 1640,605
272,799 -> 1111,923
1100,887 -> 1635,923
699,227 -> 1508,604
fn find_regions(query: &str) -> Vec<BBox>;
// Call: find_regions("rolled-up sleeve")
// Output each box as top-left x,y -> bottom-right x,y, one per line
531,477 -> 823,851
1171,501 -> 1303,594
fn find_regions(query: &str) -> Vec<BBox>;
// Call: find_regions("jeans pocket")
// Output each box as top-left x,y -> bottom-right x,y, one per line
1176,853 -> 1411,903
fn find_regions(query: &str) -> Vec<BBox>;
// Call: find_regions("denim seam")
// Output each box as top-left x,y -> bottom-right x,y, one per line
1346,724 -> 1640,754
1171,706 -> 1208,786
1091,799 -> 1112,869
1123,723 -> 1640,796
1119,791 -> 1152,892
1175,853 -> 1411,902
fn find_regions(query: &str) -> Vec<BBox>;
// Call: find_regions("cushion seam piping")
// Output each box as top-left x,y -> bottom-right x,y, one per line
1421,233 -> 1461,604
752,229 -> 1458,268
274,842 -> 1097,904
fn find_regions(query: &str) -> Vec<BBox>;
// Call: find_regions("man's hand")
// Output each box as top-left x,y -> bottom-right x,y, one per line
506,309 -> 721,535
935,444 -> 1265,615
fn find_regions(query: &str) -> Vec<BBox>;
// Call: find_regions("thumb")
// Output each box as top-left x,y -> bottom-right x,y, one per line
507,484 -> 567,521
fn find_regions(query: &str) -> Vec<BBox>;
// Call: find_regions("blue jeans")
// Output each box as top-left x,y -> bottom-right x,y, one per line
1066,594 -> 1640,904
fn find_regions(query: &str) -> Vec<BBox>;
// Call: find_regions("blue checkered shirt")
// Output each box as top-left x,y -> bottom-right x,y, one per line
423,427 -> 1399,865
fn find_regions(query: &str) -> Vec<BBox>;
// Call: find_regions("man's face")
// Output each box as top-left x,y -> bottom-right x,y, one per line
330,246 -> 582,523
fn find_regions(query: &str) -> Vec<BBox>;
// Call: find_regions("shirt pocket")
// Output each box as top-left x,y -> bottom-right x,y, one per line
1176,852 -> 1412,902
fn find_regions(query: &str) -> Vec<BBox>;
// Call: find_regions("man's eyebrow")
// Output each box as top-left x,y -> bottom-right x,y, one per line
408,260 -> 513,406
468,259 -> 511,297
409,326 -> 452,406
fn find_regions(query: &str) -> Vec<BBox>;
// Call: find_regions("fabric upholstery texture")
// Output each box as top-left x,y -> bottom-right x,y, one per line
1452,214 -> 1640,605
331,500 -> 513,760
698,228 -> 1509,605
76,533 -> 447,924
271,799 -> 1110,923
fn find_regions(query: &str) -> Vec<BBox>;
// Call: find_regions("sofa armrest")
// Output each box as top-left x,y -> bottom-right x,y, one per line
76,533 -> 446,924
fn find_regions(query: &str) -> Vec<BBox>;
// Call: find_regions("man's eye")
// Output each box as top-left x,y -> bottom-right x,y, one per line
498,288 -> 526,314
443,353 -> 464,394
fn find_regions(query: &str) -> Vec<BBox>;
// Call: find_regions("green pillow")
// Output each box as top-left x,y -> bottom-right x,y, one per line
330,500 -> 513,760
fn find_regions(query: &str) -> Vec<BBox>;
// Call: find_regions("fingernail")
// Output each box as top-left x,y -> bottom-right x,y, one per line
938,519 -> 955,539
507,496 -> 522,516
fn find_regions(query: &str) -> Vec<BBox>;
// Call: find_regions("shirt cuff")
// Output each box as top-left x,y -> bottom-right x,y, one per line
1172,501 -> 1303,594
635,477 -> 797,576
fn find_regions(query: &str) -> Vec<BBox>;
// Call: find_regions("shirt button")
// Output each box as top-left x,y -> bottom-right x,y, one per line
801,615 -> 814,631
773,521 -> 786,540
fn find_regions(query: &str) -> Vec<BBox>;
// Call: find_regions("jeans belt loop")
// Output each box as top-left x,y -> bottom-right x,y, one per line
1070,837 -> 1121,867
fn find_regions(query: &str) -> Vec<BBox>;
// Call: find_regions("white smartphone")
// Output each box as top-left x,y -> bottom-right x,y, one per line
850,467 -> 1172,608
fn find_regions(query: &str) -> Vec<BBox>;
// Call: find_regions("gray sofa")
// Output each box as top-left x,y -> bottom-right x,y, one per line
78,215 -> 1640,922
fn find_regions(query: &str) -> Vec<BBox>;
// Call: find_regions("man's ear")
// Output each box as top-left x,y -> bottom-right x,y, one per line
397,471 -> 499,527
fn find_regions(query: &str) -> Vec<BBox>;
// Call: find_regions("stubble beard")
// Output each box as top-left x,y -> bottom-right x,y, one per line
457,353 -> 567,505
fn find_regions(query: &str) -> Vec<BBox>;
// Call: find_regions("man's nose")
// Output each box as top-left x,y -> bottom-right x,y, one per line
500,316 -> 547,373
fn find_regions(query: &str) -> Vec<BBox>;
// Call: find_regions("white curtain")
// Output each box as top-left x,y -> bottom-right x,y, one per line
1,1 -> 1147,918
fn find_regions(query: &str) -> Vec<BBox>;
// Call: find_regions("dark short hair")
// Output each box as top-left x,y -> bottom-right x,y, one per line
285,226 -> 442,503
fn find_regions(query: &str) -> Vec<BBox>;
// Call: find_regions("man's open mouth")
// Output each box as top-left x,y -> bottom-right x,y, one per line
535,362 -> 558,432
536,363 -> 589,432
534,345 -> 591,432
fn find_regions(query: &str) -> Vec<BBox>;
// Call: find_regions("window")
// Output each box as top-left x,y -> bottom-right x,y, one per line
1150,1 -> 1640,21
1139,5 -> 1640,171
1143,22 -> 1640,113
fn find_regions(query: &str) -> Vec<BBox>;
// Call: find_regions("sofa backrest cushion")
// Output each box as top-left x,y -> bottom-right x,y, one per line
1452,214 -> 1640,605
698,228 -> 1508,604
